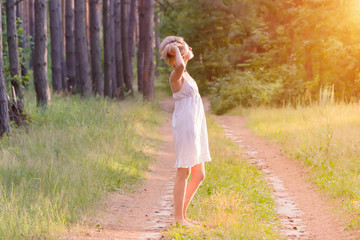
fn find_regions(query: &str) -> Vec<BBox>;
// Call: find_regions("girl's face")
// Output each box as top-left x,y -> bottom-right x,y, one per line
182,42 -> 194,62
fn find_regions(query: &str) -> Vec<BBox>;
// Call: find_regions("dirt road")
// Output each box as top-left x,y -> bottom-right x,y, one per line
63,98 -> 359,239
63,100 -> 176,240
220,115 -> 358,240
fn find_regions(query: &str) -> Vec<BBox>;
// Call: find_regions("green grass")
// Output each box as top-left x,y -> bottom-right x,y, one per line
165,115 -> 280,239
243,103 -> 360,229
0,91 -> 163,239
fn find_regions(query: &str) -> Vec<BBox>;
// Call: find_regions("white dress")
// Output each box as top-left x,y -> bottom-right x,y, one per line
171,72 -> 212,168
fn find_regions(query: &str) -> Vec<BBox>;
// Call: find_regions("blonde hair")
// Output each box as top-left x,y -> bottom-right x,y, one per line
159,36 -> 191,66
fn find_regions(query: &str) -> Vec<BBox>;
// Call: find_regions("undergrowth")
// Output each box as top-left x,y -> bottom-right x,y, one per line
0,91 -> 163,239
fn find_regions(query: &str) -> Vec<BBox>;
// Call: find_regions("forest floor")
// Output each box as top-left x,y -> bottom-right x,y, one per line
63,97 -> 359,240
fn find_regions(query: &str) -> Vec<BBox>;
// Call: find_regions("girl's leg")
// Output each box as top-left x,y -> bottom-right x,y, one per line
183,163 -> 205,221
173,167 -> 191,224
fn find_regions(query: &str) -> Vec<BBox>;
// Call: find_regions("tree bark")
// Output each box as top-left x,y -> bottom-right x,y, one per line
128,0 -> 136,58
16,0 -> 29,88
110,0 -> 117,98
121,0 -> 134,96
85,0 -> 90,57
65,0 -> 76,92
29,0 -> 34,68
137,0 -> 145,93
34,0 -> 51,107
114,0 -> 124,99
103,0 -> 112,98
143,0 -> 154,100
74,0 -> 92,96
89,0 -> 103,96
154,7 -> 160,78
49,0 -> 64,92
6,0 -> 25,107
0,0 -> 10,137
61,0 -> 67,91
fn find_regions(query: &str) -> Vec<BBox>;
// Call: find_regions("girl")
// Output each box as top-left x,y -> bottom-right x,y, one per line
159,36 -> 211,226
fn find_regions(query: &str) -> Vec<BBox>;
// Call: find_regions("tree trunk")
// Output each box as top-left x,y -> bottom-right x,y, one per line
137,0 -> 145,93
143,0 -> 154,100
16,0 -> 29,88
128,0 -> 136,58
65,0 -> 76,92
29,0 -> 34,68
103,0 -> 112,98
74,0 -> 92,96
85,0 -> 90,57
154,8 -> 160,78
110,0 -> 117,98
49,0 -> 64,92
34,0 -> 51,107
114,0 -> 124,99
0,0 -> 10,137
89,0 -> 103,96
61,0 -> 67,91
6,0 -> 25,107
121,0 -> 134,96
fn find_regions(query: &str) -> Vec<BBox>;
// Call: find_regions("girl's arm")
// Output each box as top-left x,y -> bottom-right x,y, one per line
169,45 -> 185,93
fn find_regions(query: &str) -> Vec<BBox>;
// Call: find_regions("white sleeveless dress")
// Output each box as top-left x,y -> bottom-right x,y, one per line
171,72 -> 211,168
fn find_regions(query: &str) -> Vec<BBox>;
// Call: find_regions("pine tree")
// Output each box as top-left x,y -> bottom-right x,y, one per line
49,0 -> 64,92
89,0 -> 103,95
0,0 -> 10,137
33,0 -> 51,106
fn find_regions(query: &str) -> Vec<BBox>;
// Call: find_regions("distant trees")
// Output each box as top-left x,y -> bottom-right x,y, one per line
0,0 -> 157,137
159,0 -> 360,113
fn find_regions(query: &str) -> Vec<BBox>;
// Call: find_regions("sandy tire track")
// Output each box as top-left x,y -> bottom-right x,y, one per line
62,99 -> 176,240
219,116 -> 359,240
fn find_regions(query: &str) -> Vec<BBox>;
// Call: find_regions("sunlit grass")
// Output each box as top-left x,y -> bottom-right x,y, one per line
165,115 -> 280,239
0,91 -> 163,239
244,103 -> 360,229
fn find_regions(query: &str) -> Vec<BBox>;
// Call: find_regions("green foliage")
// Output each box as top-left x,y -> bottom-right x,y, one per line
159,0 -> 360,113
165,115 -> 280,239
1,6 -> 31,90
0,91 -> 163,239
210,70 -> 282,114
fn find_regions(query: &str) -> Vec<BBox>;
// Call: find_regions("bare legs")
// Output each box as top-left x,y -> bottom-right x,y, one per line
173,167 -> 190,225
183,163 -> 205,222
173,163 -> 205,225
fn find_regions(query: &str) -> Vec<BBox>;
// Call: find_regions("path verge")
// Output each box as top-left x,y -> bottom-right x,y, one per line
220,115 -> 357,240
61,100 -> 176,240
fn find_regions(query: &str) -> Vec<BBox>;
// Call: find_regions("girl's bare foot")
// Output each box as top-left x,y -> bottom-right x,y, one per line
171,219 -> 194,227
185,217 -> 200,225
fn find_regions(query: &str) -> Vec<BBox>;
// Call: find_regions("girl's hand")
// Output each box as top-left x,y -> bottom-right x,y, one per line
167,43 -> 179,56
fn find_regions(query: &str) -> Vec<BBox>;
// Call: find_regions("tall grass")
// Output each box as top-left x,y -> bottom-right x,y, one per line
0,92 -> 163,239
165,115 -> 280,239
244,103 -> 360,229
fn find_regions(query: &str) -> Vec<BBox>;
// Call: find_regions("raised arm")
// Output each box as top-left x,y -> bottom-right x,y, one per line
169,45 -> 185,93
